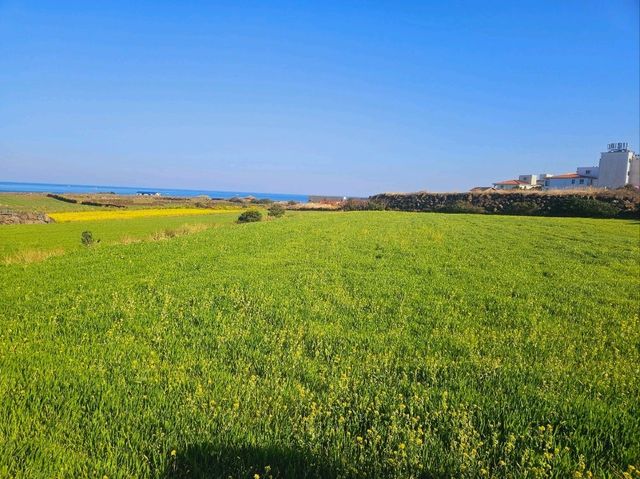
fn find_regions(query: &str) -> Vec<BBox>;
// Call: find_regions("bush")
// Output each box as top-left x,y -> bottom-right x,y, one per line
504,201 -> 541,216
80,231 -> 99,246
254,198 -> 274,205
550,197 -> 620,218
436,201 -> 485,214
341,199 -> 385,211
268,204 -> 286,218
237,210 -> 263,223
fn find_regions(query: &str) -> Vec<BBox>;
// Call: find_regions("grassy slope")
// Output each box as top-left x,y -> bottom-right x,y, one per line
0,193 -> 101,212
0,193 -> 246,214
0,212 -> 638,478
0,212 -> 241,258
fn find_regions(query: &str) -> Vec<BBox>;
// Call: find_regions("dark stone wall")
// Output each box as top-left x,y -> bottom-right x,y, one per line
370,191 -> 640,218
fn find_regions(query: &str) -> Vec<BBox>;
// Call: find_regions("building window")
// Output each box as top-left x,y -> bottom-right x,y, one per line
579,179 -> 584,184
571,179 -> 575,184
585,170 -> 591,175
545,180 -> 549,186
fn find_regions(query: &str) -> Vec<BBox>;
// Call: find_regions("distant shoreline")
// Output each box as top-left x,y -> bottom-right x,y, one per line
0,181 -> 309,203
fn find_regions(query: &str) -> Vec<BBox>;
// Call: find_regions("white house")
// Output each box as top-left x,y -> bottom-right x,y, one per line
493,174 -> 539,190
542,172 -> 597,190
491,143 -> 639,192
493,180 -> 528,190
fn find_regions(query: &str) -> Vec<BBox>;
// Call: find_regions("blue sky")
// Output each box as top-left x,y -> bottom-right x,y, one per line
1,1 -> 638,195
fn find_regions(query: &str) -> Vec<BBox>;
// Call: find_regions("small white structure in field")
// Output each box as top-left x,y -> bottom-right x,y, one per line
597,142 -> 640,189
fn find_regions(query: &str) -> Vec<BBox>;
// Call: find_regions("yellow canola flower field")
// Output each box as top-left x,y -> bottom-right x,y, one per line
49,208 -> 239,222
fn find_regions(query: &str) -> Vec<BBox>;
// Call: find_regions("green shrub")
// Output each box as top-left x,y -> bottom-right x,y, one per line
237,210 -> 263,223
268,204 -> 286,218
436,201 -> 485,214
341,199 -> 385,211
80,231 -> 98,246
504,201 -> 541,216
550,197 -> 620,218
254,198 -> 274,205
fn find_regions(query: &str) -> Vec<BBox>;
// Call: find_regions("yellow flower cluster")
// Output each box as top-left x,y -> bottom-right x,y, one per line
49,208 -> 238,222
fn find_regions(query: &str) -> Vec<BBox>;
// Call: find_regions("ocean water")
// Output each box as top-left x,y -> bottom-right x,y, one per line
0,181 -> 309,203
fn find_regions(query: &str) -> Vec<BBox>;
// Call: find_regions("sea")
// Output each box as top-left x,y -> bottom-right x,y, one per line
0,181 -> 309,203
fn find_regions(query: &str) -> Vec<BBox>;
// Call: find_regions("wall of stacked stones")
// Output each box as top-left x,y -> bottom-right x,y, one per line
370,192 -> 640,218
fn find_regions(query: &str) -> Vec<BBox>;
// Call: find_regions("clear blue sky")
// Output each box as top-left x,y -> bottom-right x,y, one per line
1,1 -> 638,195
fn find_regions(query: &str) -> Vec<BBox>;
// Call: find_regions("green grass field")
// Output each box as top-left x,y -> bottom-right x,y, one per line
0,193 -> 102,212
0,212 -> 241,261
1,210 -> 638,478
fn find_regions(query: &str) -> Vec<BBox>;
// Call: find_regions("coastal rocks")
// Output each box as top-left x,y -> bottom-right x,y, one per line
0,211 -> 54,225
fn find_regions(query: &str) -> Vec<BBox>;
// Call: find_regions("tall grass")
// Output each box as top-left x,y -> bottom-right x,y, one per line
2,247 -> 65,265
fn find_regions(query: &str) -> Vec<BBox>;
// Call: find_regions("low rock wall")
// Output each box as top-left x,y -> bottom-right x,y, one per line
370,191 -> 640,218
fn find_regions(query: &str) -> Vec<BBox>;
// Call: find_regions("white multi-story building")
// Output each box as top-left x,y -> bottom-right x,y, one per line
488,143 -> 639,192
596,142 -> 640,189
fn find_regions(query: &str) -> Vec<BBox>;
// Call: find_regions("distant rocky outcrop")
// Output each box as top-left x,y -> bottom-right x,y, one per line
0,211 -> 54,225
